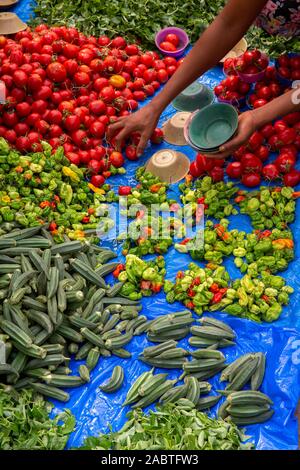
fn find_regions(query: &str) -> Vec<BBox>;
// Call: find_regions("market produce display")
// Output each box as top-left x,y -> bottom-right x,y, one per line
77,401 -> 254,450
116,254 -> 166,299
0,3 -> 298,450
32,0 -> 298,54
0,389 -> 75,450
0,138 -> 117,242
0,227 -> 149,401
0,25 -> 177,186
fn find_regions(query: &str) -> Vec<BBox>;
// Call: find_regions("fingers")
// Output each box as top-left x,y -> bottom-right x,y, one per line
203,150 -> 231,159
114,128 -> 131,151
107,118 -> 126,139
218,133 -> 245,155
136,132 -> 150,157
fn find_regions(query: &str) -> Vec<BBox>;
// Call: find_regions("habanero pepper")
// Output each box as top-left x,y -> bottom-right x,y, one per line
211,292 -> 223,304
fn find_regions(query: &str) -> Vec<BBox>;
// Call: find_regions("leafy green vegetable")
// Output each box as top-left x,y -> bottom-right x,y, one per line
0,388 -> 75,450
32,0 -> 298,54
77,401 -> 254,450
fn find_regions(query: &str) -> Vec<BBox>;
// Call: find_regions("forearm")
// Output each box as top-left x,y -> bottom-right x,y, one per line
150,0 -> 267,114
251,87 -> 300,128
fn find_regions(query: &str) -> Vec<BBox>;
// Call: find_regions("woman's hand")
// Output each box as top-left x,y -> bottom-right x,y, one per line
203,110 -> 257,159
107,103 -> 161,156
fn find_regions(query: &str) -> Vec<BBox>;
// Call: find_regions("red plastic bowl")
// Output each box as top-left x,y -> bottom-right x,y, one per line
155,27 -> 189,58
237,53 -> 269,84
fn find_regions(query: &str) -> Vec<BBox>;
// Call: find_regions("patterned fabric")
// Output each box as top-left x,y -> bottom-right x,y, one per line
255,0 -> 300,37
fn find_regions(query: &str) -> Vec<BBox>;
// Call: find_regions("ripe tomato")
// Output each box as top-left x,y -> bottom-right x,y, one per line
226,161 -> 242,179
109,151 -> 124,168
89,99 -> 107,115
196,153 -> 213,173
248,131 -> 264,151
89,121 -> 105,138
151,128 -> 164,144
64,114 -> 81,132
274,120 -> 288,133
125,44 -> 139,56
224,75 -> 240,91
277,128 -> 297,146
157,69 -> 168,83
255,145 -> 269,162
16,101 -> 31,118
241,173 -> 261,187
90,174 -> 105,187
278,66 -> 291,79
262,164 -> 279,181
13,70 -> 28,88
210,166 -> 224,182
125,145 -> 138,160
214,85 -> 224,96
189,161 -> 201,178
253,98 -> 268,109
268,134 -> 282,151
269,83 -> 281,97
31,99 -> 48,115
165,33 -> 179,47
275,153 -> 296,174
88,159 -> 102,174
100,86 -> 115,103
260,123 -> 274,139
283,112 -> 300,126
241,153 -> 263,173
5,129 -> 17,144
46,62 -> 67,82
159,41 -> 176,52
257,86 -> 272,101
74,71 -> 90,86
283,169 -> 300,187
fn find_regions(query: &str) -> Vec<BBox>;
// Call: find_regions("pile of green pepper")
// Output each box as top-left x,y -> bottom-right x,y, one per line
164,263 -> 231,315
179,176 -> 239,221
121,214 -> 185,257
120,167 -> 176,218
237,186 -> 297,230
175,219 -> 245,264
117,254 -> 166,299
222,272 -> 294,322
234,228 -> 294,275
0,138 -> 117,242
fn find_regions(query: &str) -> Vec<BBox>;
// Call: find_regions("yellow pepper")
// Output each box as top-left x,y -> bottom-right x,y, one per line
62,166 -> 80,183
1,195 -> 11,203
88,183 -> 105,195
109,74 -> 126,89
272,238 -> 294,249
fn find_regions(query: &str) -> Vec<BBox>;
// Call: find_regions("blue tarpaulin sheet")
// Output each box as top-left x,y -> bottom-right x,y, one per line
9,0 -> 300,450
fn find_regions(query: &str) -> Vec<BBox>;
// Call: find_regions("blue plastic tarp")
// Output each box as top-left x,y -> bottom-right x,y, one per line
10,1 -> 300,450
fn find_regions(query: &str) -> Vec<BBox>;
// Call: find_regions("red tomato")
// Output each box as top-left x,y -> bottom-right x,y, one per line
274,120 -> 288,133
257,86 -> 272,101
283,112 -> 300,126
277,128 -> 297,146
125,44 -> 139,56
241,153 -> 263,173
15,136 -> 31,152
283,169 -> 300,187
253,98 -> 268,109
5,129 -> 17,144
262,164 -> 280,180
210,166 -> 224,182
64,114 -> 81,132
225,75 -> 240,91
66,152 -> 81,166
269,83 -> 281,97
100,86 -> 115,103
15,122 -> 29,136
214,85 -> 224,96
90,174 -> 105,187
280,145 -> 298,158
157,69 -> 168,83
278,66 -> 291,79
275,153 -> 296,174
189,161 -> 202,178
248,131 -> 264,151
241,173 -> 261,187
109,151 -> 124,168
238,81 -> 251,95
260,123 -> 274,139
88,159 -> 102,174
196,153 -> 213,173
13,70 -> 28,88
89,121 -> 105,138
89,99 -> 107,115
255,145 -> 269,162
226,161 -> 242,179
268,134 -> 282,151
46,62 -> 67,82
159,41 -> 176,52
16,101 -> 31,118
165,33 -> 179,47
125,145 -> 138,160
74,71 -> 90,86
151,128 -> 164,144
31,99 -> 47,115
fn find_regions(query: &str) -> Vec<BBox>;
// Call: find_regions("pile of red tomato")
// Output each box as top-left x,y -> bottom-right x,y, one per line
227,112 -> 300,187
159,33 -> 181,53
276,53 -> 300,81
0,25 -> 179,186
214,75 -> 250,103
189,113 -> 300,187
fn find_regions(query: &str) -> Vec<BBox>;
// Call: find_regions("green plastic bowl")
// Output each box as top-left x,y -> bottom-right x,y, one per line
172,81 -> 214,112
188,103 -> 238,150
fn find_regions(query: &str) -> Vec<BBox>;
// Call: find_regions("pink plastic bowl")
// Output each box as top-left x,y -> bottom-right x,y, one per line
237,53 -> 269,84
155,27 -> 189,58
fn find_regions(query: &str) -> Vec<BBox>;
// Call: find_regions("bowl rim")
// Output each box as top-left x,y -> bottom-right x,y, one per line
185,103 -> 238,150
155,26 -> 189,54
